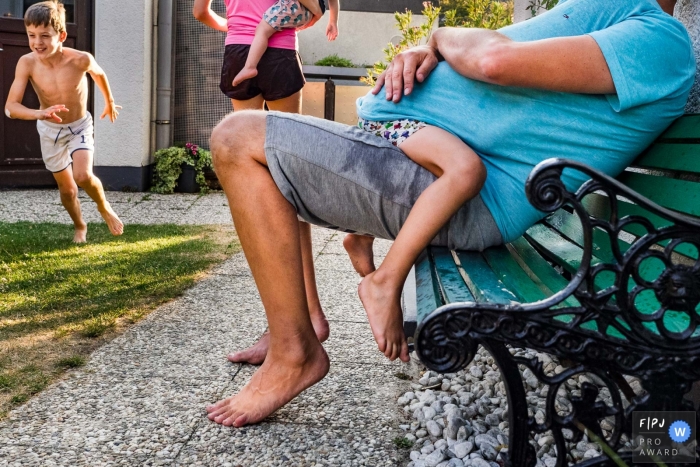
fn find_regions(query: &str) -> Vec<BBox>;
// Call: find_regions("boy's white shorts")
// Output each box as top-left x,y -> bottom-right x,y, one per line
36,112 -> 94,173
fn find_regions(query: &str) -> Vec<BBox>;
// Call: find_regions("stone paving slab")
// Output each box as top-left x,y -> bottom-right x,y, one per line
0,190 -> 414,466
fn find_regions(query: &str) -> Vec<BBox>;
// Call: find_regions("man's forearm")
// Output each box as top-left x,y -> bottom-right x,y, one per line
427,26 -> 615,94
428,27 -> 509,84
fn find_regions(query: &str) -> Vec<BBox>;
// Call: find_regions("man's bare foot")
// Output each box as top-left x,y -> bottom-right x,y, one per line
207,339 -> 330,427
358,270 -> 410,362
228,313 -> 330,365
232,67 -> 258,87
343,234 -> 376,277
98,203 -> 124,236
73,224 -> 87,243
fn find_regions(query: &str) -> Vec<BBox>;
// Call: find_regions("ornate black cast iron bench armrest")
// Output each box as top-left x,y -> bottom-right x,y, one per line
402,114 -> 700,467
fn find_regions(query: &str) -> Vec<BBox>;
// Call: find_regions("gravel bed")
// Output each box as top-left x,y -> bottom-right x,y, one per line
399,347 -> 637,467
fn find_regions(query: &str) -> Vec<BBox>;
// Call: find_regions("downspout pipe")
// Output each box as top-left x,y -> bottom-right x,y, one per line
155,0 -> 176,150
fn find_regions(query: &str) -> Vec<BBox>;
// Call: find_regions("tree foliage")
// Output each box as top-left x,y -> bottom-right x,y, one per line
362,0 -> 513,86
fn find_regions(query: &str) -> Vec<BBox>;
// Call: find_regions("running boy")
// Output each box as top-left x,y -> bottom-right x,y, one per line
231,0 -> 340,86
4,1 -> 124,243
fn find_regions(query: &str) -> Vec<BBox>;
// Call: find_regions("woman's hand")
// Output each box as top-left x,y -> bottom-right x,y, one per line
371,45 -> 439,103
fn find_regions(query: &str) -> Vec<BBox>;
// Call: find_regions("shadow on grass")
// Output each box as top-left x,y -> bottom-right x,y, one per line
0,222 -> 239,341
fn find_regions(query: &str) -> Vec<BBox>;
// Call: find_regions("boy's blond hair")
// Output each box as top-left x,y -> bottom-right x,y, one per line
24,1 -> 66,36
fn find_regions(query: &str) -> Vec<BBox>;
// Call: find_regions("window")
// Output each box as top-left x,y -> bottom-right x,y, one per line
1,0 -> 75,23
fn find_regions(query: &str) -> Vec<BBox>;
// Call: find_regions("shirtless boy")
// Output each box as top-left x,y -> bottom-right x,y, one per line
4,1 -> 123,243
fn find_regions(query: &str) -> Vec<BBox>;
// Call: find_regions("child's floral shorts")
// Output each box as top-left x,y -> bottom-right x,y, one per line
264,0 -> 313,31
358,118 -> 427,146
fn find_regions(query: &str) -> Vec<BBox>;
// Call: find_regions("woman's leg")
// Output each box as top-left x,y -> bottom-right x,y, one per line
359,126 -> 486,362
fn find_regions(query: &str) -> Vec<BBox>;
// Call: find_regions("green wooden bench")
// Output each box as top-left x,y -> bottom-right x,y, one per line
403,114 -> 700,467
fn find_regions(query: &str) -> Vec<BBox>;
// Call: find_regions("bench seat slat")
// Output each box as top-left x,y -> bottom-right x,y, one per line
431,247 -> 475,304
482,247 -> 549,303
453,251 -> 519,304
508,237 -> 580,308
658,114 -> 700,140
415,252 -> 443,325
524,223 -> 601,274
633,143 -> 700,173
616,172 -> 700,217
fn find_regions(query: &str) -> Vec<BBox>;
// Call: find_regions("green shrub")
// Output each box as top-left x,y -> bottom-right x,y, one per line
151,143 -> 213,194
362,1 -> 513,87
314,54 -> 356,67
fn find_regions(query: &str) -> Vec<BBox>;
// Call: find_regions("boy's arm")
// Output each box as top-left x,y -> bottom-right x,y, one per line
4,56 -> 68,122
326,0 -> 339,41
192,0 -> 227,32
85,53 -> 122,123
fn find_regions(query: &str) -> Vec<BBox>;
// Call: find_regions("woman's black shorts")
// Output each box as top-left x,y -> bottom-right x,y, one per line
220,44 -> 306,101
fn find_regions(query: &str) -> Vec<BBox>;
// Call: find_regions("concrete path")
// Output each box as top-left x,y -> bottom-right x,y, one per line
0,190 -> 416,466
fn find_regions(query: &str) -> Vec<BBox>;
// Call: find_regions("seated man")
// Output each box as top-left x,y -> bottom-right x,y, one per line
206,0 -> 695,427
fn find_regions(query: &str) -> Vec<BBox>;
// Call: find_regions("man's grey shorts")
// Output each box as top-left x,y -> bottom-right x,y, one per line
265,112 -> 503,251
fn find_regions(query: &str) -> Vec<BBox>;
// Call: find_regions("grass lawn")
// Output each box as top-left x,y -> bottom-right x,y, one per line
0,222 -> 239,419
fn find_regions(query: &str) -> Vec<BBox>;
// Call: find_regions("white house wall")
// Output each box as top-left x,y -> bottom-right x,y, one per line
93,0 -> 154,189
298,11 -> 432,67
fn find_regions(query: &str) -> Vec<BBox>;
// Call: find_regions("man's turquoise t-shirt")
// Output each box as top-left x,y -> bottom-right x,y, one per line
356,0 -> 696,243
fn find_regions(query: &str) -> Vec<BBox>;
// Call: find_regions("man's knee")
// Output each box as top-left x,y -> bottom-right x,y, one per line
210,110 -> 266,171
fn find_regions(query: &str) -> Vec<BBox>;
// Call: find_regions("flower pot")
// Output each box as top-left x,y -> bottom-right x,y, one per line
176,163 -> 198,193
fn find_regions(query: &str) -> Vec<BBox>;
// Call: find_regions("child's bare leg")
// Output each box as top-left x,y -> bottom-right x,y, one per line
53,167 -> 87,243
72,150 -> 124,236
233,21 -> 276,87
359,126 -> 486,362
343,233 -> 375,277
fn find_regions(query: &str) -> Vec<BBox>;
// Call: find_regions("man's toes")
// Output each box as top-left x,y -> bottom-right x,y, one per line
233,414 -> 249,428
400,341 -> 410,362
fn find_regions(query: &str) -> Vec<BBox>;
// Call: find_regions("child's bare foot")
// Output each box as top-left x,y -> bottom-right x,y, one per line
207,337 -> 330,427
228,311 -> 330,365
232,67 -> 258,87
343,234 -> 376,277
98,203 -> 124,236
73,224 -> 87,243
358,270 -> 410,362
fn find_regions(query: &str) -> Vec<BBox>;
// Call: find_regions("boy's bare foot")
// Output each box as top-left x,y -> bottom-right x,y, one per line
73,224 -> 87,243
232,67 -> 258,87
228,312 -> 330,365
343,234 -> 376,277
358,270 -> 410,362
207,338 -> 330,427
98,203 -> 124,236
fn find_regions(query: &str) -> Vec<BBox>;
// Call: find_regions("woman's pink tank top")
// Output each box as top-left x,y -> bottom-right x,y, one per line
224,0 -> 297,50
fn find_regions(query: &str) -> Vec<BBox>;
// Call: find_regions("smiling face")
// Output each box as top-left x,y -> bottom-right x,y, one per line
26,23 -> 66,57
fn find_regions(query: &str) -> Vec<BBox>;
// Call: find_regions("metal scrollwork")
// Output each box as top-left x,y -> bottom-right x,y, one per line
415,158 -> 700,467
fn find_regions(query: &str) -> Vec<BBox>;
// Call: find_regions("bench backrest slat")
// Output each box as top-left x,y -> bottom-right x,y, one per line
657,114 -> 700,140
632,143 -> 700,173
615,172 -> 700,217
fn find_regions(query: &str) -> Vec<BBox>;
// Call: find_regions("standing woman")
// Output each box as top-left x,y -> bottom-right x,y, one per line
194,0 -> 330,363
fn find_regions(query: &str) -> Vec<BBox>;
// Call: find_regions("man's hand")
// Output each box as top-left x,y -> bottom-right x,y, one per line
371,45 -> 439,103
38,105 -> 69,123
101,101 -> 122,123
326,22 -> 338,41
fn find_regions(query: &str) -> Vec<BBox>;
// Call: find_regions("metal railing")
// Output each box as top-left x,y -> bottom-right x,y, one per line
302,65 -> 367,121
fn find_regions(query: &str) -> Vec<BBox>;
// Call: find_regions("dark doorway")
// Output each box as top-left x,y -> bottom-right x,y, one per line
0,0 -> 92,188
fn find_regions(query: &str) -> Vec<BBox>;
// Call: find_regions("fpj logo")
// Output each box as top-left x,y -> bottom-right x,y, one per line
633,411 -> 696,463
